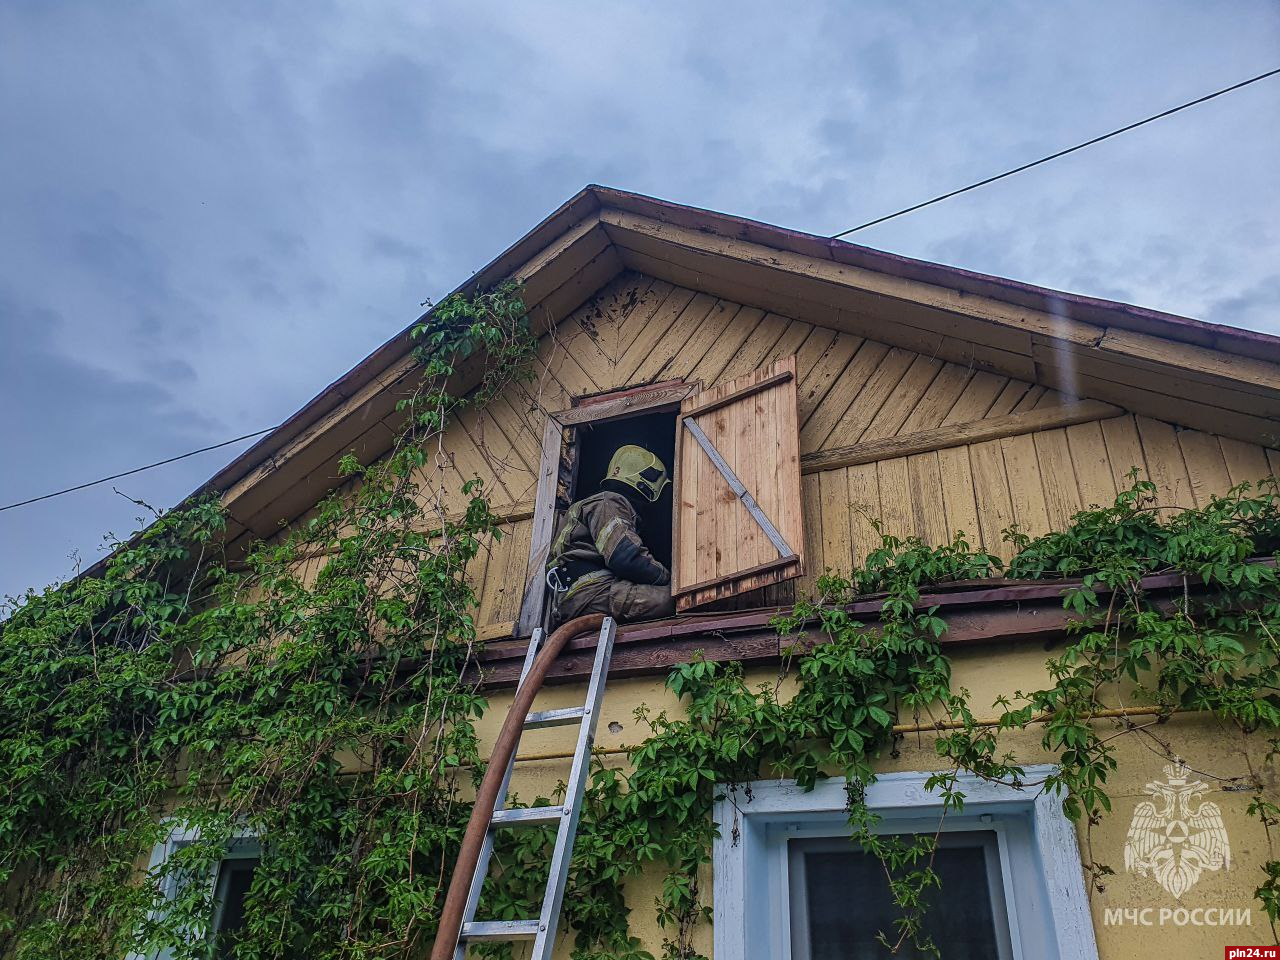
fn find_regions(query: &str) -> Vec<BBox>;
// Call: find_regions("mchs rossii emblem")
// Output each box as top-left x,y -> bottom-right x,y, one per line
1124,762 -> 1230,899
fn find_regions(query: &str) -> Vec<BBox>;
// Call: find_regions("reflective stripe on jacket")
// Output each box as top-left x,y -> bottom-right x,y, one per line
547,490 -> 670,587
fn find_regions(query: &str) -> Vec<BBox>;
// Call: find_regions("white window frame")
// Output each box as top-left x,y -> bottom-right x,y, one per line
712,766 -> 1098,960
127,820 -> 261,960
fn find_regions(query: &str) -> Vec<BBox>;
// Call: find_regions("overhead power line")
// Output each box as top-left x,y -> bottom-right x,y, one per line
830,65 -> 1280,239
0,427 -> 277,514
7,69 -> 1278,516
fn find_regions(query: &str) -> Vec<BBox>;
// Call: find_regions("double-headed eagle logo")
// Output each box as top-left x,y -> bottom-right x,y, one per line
1124,763 -> 1230,899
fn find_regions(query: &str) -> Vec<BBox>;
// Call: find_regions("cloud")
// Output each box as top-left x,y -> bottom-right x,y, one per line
1,0 -> 1278,597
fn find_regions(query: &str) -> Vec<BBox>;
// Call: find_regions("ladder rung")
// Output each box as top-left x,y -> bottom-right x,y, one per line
524,706 -> 585,729
460,919 -> 539,941
491,806 -> 565,828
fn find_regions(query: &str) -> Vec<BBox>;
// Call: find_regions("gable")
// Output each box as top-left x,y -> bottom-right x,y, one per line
387,270 -> 1278,640
181,186 -> 1280,634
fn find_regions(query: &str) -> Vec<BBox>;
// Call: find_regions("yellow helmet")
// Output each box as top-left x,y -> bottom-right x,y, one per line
605,444 -> 670,503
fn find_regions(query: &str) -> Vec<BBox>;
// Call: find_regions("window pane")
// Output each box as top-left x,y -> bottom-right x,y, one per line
211,857 -> 259,958
793,834 -> 1011,960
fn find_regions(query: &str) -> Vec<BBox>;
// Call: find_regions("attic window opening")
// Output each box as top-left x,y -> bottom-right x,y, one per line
516,360 -> 805,636
569,407 -> 678,570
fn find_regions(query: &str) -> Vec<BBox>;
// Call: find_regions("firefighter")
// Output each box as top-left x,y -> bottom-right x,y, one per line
545,444 -> 677,625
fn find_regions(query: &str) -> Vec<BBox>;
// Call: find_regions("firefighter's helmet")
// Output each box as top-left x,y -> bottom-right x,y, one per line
605,444 -> 670,503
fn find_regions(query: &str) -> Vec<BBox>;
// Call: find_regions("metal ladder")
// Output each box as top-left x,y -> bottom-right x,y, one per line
452,616 -> 617,960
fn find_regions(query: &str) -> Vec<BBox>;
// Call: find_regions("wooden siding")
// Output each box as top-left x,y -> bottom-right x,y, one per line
429,271 -> 1070,514
301,271 -> 1278,636
797,412 -> 1279,597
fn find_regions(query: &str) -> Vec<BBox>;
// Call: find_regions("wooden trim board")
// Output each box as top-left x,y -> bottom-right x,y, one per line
799,400 -> 1122,475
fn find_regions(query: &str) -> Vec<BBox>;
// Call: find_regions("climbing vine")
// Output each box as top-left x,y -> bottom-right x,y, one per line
0,282 -> 535,960
2,275 -> 1279,960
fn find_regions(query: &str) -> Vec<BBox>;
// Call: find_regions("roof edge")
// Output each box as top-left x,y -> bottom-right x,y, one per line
588,183 -> 1280,362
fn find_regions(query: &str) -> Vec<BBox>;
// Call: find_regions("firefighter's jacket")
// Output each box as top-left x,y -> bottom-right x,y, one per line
547,490 -> 670,592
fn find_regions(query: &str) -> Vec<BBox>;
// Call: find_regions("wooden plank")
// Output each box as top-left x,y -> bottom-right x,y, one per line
681,368 -> 792,420
711,394 -> 739,592
1037,353 -> 1280,446
463,534 -> 493,625
845,462 -> 881,568
460,406 -> 536,500
476,560 -> 1277,685
1035,388 -> 1070,408
759,317 -> 814,370
475,527 -> 510,628
664,298 -> 744,383
678,554 -> 800,596
1035,336 -> 1280,415
1178,429 -> 1232,508
613,276 -> 674,338
861,355 -> 945,441
1098,327 -> 1280,398
968,440 -> 1015,558
515,415 -> 565,635
819,467 -> 853,576
937,446 -> 981,548
487,391 -> 543,474
1064,420 -> 1118,509
601,209 -> 1106,349
738,373 -> 796,597
612,285 -> 699,384
675,356 -> 802,607
1001,433 -> 1051,538
876,457 -> 914,543
796,471 -> 823,599
1011,384 -> 1047,414
734,377 -> 763,582
618,245 -> 1038,382
563,272 -> 654,370
1219,437 -> 1272,489
510,216 -> 610,312
797,331 -> 864,427
942,371 -> 1007,426
714,311 -> 791,384
1033,428 -> 1082,531
447,413 -> 518,505
800,400 -> 1124,474
908,452 -> 949,546
525,246 -> 626,343
494,518 -> 534,624
688,306 -> 764,387
631,294 -> 722,383
820,347 -> 917,449
898,362 -> 974,435
537,321 -> 605,397
987,379 -> 1033,417
1135,416 -> 1194,511
750,358 -> 803,597
1100,414 -> 1148,492
793,326 -> 838,384
555,381 -> 696,425
674,392 -> 699,597
799,339 -> 888,452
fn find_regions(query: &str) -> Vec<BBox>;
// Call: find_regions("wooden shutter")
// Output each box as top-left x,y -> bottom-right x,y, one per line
672,356 -> 803,610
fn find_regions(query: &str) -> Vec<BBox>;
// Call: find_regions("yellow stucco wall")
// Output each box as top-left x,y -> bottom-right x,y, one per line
472,640 -> 1278,957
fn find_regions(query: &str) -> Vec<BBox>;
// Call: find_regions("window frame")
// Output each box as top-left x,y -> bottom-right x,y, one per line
515,378 -> 700,637
127,820 -> 261,960
786,830 -> 1015,960
712,767 -> 1098,960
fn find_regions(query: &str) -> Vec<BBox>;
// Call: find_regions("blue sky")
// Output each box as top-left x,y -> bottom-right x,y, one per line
2,1 -> 1278,600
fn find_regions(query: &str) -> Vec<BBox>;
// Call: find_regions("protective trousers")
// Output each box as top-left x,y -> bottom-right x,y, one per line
551,571 -> 675,626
